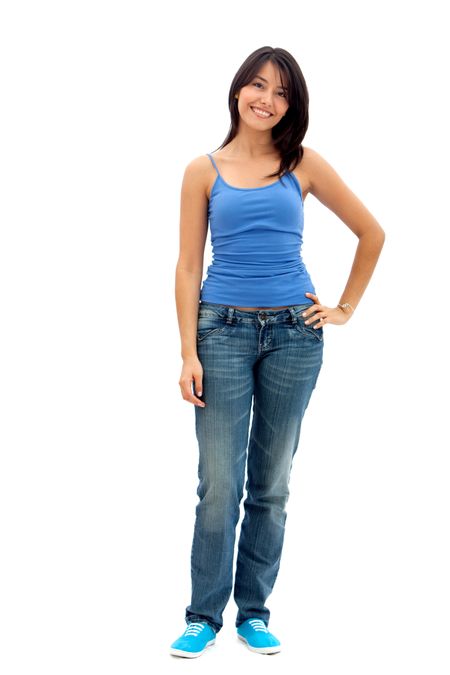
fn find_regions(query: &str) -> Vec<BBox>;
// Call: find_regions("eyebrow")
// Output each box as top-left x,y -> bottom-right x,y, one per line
254,75 -> 288,91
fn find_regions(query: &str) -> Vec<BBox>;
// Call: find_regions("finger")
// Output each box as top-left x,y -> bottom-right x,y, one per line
303,300 -> 315,317
313,316 -> 326,327
303,306 -> 322,322
304,293 -> 320,316
306,311 -> 325,326
192,377 -> 206,407
313,314 -> 327,328
179,379 -> 206,407
193,374 -> 203,398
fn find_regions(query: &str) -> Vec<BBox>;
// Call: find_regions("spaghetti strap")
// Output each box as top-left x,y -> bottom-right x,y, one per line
206,153 -> 221,177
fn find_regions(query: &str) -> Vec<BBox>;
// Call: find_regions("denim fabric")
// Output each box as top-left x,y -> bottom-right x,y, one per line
185,301 -> 324,634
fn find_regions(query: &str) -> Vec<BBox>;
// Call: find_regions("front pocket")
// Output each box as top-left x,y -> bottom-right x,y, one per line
293,319 -> 324,342
196,314 -> 230,342
197,325 -> 228,342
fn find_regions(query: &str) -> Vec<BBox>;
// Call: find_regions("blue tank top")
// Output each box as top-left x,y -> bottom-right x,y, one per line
199,152 -> 317,307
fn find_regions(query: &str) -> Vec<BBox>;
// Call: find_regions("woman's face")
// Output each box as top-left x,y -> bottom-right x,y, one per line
236,61 -> 289,129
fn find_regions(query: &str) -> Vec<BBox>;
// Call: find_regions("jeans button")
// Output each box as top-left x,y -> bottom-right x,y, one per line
260,312 -> 267,320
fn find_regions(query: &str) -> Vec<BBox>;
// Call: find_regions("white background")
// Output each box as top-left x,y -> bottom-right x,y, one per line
1,1 -> 449,673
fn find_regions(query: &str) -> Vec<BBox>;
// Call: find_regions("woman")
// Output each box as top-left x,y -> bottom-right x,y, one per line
171,46 -> 385,658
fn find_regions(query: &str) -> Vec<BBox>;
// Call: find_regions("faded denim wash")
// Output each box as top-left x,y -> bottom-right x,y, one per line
185,301 -> 324,634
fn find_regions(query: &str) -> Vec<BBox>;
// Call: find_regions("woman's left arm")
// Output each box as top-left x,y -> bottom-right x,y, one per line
302,147 -> 386,326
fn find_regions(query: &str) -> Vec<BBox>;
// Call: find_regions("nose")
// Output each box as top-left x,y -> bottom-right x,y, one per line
260,95 -> 272,107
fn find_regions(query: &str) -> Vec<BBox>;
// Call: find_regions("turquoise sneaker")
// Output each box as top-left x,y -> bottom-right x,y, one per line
237,618 -> 281,654
170,621 -> 216,658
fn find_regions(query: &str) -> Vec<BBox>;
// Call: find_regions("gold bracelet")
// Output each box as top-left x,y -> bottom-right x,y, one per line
338,302 -> 354,313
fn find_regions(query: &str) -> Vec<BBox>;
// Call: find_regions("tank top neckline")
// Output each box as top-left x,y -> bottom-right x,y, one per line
207,152 -> 301,193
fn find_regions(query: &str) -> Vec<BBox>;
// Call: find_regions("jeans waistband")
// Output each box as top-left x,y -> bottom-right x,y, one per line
198,301 -> 314,325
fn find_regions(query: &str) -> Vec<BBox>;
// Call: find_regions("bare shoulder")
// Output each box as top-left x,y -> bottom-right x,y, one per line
299,145 -> 356,198
181,154 -> 212,200
299,145 -> 355,205
296,146 -> 324,181
177,155 -> 211,274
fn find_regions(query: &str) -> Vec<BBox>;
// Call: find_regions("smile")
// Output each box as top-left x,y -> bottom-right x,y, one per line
250,106 -> 273,118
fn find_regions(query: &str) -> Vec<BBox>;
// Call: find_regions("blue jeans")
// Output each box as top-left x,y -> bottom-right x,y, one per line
185,301 -> 324,634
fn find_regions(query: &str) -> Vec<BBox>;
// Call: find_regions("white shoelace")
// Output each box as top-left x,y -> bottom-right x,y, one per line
248,619 -> 269,633
184,622 -> 206,636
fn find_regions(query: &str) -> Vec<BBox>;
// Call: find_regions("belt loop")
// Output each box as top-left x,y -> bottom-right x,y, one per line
226,307 -> 235,324
288,307 -> 298,325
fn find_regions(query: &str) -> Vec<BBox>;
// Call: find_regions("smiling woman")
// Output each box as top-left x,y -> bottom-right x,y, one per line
232,65 -> 291,145
172,44 -> 385,657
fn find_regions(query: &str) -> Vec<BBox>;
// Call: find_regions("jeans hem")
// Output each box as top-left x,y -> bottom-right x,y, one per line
185,615 -> 221,634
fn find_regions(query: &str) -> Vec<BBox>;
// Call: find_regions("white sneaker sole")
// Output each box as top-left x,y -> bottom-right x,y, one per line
170,638 -> 216,658
237,633 -> 281,654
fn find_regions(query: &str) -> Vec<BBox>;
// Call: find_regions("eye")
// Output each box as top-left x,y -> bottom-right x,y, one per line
252,82 -> 287,97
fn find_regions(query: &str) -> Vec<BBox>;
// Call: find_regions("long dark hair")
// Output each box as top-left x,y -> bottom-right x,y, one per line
212,46 -> 309,181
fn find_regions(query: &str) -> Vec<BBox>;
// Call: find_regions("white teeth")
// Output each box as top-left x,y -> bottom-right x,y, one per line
251,106 -> 271,118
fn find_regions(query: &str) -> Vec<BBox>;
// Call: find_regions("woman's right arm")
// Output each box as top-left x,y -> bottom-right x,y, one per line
175,156 -> 209,407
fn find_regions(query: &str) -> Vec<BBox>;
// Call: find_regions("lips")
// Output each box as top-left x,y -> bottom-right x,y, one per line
250,106 -> 273,118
